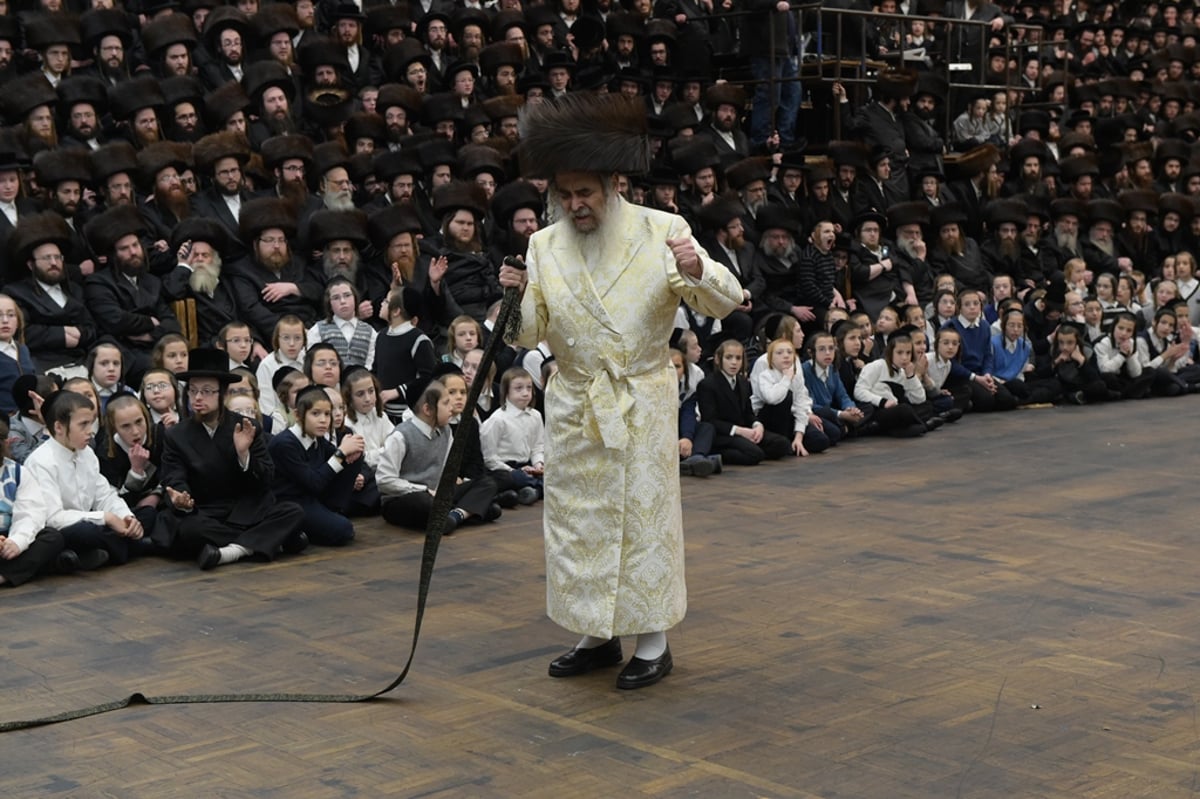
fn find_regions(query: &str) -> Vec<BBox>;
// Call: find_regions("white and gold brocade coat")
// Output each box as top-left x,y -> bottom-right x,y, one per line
514,198 -> 743,638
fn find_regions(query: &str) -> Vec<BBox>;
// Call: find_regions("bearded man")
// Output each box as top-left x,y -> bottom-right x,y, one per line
228,197 -> 322,325
7,212 -> 98,373
163,218 -> 277,347
498,94 -> 743,690
887,202 -> 933,307
1081,199 -> 1127,276
929,203 -> 989,292
137,142 -> 193,245
83,206 -> 182,374
366,204 -> 459,344
32,149 -> 95,273
258,133 -> 322,225
701,84 -> 749,159
980,200 -> 1029,290
1116,191 -> 1163,269
693,198 -> 765,347
1046,199 -> 1085,274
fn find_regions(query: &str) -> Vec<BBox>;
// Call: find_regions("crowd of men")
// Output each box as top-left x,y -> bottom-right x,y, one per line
0,0 -> 1195,409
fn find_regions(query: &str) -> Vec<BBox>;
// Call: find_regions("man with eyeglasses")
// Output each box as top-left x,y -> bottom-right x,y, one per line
231,196 -> 323,326
7,212 -> 98,376
83,205 -> 183,376
161,348 -> 307,571
191,131 -> 254,251
257,133 -> 322,226
57,75 -> 110,152
80,8 -> 134,87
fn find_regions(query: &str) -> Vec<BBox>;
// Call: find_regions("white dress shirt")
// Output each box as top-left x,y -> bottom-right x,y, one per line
24,437 -> 132,529
479,403 -> 545,471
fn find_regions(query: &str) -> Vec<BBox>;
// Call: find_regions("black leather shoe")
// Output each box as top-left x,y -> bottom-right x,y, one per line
616,647 -> 673,690
281,531 -> 309,554
939,408 -> 964,423
496,489 -> 519,508
55,549 -> 80,574
925,416 -> 944,431
483,502 -> 503,522
548,637 -> 623,677
197,543 -> 220,571
77,548 -> 109,571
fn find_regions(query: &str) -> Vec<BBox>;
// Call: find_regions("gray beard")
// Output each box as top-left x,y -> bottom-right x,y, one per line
323,250 -> 360,283
1056,231 -> 1078,253
895,237 -> 922,259
1089,235 -> 1114,257
189,262 -> 222,295
323,191 -> 355,211
763,240 -> 797,261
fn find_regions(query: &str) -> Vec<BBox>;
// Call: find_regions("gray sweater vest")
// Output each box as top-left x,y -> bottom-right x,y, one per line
397,419 -> 451,489
318,320 -> 373,366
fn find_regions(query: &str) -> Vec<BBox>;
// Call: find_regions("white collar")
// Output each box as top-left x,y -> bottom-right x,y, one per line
289,423 -> 317,449
957,314 -> 980,329
411,416 -> 441,439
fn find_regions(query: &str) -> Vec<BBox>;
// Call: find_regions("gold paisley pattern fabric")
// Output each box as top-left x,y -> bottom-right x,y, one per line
515,199 -> 743,638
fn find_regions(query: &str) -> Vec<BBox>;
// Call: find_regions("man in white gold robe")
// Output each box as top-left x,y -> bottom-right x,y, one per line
500,94 -> 744,689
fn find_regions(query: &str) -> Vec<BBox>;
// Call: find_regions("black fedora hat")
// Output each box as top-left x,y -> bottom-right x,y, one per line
178,348 -> 238,384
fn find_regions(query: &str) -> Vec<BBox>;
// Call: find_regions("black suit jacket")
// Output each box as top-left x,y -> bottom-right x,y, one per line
697,371 -> 756,433
160,414 -> 276,526
698,232 -> 767,304
84,268 -> 182,350
162,267 -> 280,345
6,277 -> 98,370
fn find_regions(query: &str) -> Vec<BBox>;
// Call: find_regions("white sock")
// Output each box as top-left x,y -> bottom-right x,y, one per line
218,544 -> 251,565
634,631 -> 667,660
576,635 -> 610,649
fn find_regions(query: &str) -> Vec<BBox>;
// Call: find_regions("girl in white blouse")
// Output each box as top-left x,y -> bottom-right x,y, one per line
853,331 -> 931,438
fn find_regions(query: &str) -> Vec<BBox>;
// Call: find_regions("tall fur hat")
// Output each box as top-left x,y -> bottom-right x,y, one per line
138,141 -> 192,190
479,41 -> 525,75
84,205 -> 145,256
9,211 -> 72,265
344,112 -> 386,147
458,144 -> 506,180
193,130 -> 251,172
724,156 -> 771,190
1159,192 -> 1194,221
930,202 -> 969,230
985,199 -> 1028,229
1086,198 -> 1125,228
490,179 -> 543,226
1156,138 -> 1192,166
704,83 -> 746,112
306,209 -> 369,250
80,8 -> 133,49
203,81 -> 251,129
672,138 -> 721,175
368,203 -> 424,251
875,68 -> 919,101
313,140 -> 350,179
887,201 -> 930,231
1059,155 -> 1099,182
170,217 -> 229,258
1117,189 -> 1160,217
162,75 -> 206,113
57,75 -> 109,117
374,149 -> 422,183
517,93 -> 652,178
90,140 -> 139,183
260,134 -> 315,170
417,138 -> 458,173
0,74 -> 59,124
239,196 -> 297,242
202,6 -> 251,53
366,5 -> 409,41
827,140 -> 869,170
382,38 -> 433,82
34,148 -> 92,188
243,60 -> 296,107
25,14 -> 82,50
376,83 -> 423,117
947,143 -> 1001,180
108,77 -> 165,122
482,94 -> 523,123
431,180 -> 489,220
696,197 -> 744,231
141,13 -> 197,56
253,2 -> 300,43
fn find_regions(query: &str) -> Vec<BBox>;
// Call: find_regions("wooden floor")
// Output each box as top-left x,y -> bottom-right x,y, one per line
4,398 -> 1200,798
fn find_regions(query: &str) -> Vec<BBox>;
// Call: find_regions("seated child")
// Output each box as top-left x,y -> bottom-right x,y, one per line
376,380 -> 500,533
480,368 -> 545,504
267,385 -> 366,546
752,337 -> 836,455
696,340 -> 790,465
672,347 -> 720,477
374,287 -> 436,422
24,391 -> 144,566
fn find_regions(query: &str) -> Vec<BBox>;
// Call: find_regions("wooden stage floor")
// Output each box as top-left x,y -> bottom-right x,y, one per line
3,398 -> 1200,798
